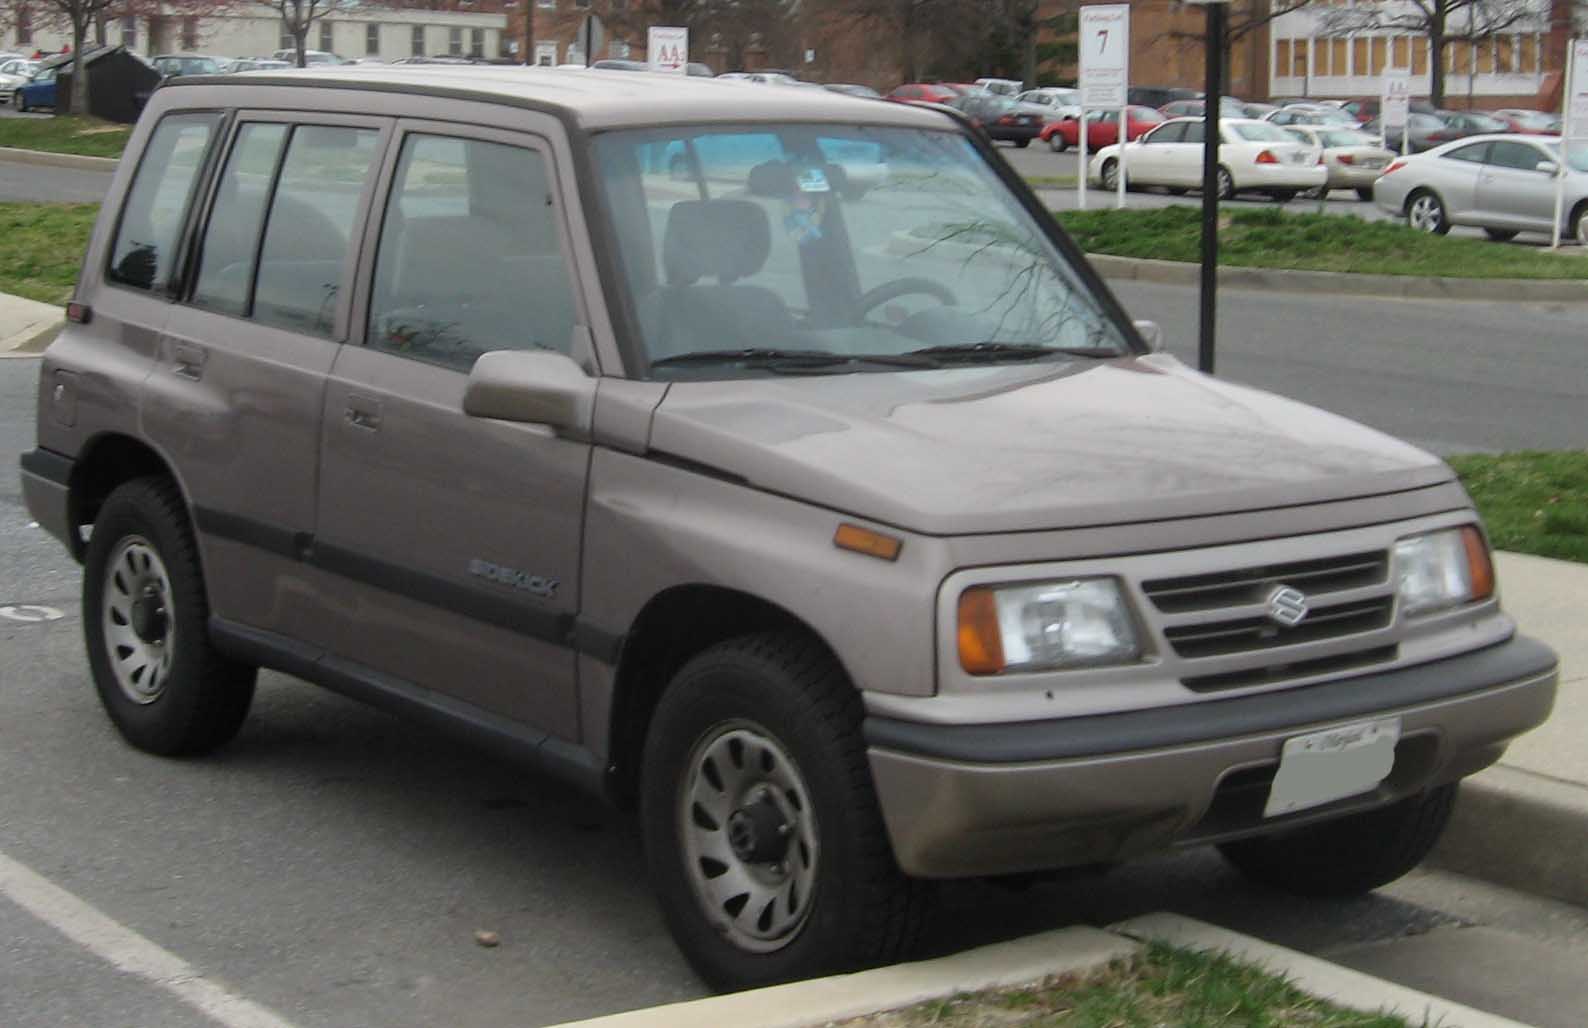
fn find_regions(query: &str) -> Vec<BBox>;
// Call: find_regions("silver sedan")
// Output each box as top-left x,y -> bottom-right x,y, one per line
1283,125 -> 1395,200
1373,134 -> 1588,244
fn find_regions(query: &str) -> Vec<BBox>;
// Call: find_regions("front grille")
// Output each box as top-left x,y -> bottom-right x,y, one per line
1142,549 -> 1395,691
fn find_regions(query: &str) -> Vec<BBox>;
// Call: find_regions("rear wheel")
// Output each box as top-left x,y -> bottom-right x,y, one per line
1220,784 -> 1457,897
1013,138 -> 1030,149
1047,134 -> 1068,153
641,632 -> 928,992
1483,227 -> 1519,242
1355,187 -> 1374,202
82,477 -> 257,756
1570,202 -> 1588,247
1406,190 -> 1450,235
15,94 -> 26,113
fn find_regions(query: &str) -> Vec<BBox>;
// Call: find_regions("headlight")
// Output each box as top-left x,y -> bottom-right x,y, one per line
1393,526 -> 1494,617
958,578 -> 1140,675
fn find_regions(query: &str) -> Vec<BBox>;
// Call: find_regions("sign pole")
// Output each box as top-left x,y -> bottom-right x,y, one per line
1196,0 -> 1227,376
1078,5 -> 1129,216
1553,40 -> 1583,250
1117,104 -> 1128,208
1078,108 -> 1089,210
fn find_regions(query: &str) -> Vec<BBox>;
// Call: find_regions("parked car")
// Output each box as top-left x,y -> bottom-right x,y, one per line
1281,125 -> 1396,200
1242,101 -> 1280,119
1090,117 -> 1326,200
151,54 -> 224,79
1263,104 -> 1359,128
1040,105 -> 1165,152
20,68 -> 1558,997
886,82 -> 961,105
1340,97 -> 1439,125
975,76 -> 1022,96
1160,97 -> 1247,119
228,58 -> 291,73
1127,85 -> 1197,108
1374,135 -> 1588,244
0,59 -> 38,105
13,66 -> 57,112
1366,112 -> 1475,154
720,70 -> 805,86
823,83 -> 882,99
1014,86 -> 1081,122
953,92 -> 1044,146
270,48 -> 346,65
1490,109 -> 1560,135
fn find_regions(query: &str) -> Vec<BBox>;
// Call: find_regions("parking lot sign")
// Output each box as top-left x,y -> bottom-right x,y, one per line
1079,5 -> 1130,109
648,26 -> 688,74
1570,39 -> 1588,141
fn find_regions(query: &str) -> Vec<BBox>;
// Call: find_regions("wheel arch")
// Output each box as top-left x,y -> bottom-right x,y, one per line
66,432 -> 190,562
604,584 -> 848,808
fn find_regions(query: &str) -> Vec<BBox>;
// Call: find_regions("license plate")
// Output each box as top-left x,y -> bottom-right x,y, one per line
1263,717 -> 1400,818
1361,159 -> 1386,169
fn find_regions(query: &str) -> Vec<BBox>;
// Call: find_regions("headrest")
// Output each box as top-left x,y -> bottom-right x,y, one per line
747,160 -> 851,199
662,199 -> 771,286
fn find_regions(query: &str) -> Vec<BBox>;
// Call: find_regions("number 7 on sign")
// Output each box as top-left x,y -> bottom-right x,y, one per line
1097,30 -> 1108,54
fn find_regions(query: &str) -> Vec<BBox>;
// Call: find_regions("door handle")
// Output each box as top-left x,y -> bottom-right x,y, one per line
172,344 -> 204,381
344,394 -> 382,431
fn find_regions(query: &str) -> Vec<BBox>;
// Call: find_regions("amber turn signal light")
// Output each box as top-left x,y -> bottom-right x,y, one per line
1461,525 -> 1495,602
957,587 -> 1005,675
833,523 -> 902,562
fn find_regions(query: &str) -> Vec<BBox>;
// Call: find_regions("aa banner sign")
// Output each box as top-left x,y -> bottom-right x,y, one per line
648,27 -> 688,74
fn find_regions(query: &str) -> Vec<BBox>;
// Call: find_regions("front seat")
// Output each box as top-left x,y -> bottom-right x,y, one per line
652,198 -> 794,358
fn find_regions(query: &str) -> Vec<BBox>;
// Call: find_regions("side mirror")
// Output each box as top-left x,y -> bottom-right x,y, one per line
1133,319 -> 1165,353
463,350 -> 594,432
1536,160 -> 1559,176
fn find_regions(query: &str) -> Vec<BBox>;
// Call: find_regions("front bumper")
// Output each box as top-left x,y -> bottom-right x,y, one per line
865,635 -> 1557,878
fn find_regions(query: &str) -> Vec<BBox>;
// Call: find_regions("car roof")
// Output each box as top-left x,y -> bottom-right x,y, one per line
174,66 -> 952,131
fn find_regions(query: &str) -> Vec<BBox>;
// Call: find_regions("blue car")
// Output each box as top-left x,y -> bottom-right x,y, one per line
15,67 -> 58,112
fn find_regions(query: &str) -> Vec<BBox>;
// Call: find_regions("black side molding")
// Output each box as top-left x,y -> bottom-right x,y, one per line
210,617 -> 609,800
866,635 -> 1559,764
20,448 -> 74,487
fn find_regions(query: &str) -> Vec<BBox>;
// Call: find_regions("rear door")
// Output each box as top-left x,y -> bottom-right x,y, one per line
145,114 -> 389,639
312,120 -> 592,737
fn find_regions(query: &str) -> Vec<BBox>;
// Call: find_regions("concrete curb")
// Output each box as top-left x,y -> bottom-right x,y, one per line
0,145 -> 118,172
1430,765 -> 1588,909
1111,913 -> 1536,1028
0,294 -> 65,359
1087,252 -> 1588,302
546,926 -> 1139,1028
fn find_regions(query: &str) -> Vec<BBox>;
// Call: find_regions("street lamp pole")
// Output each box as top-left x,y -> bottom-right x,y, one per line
1194,0 -> 1229,376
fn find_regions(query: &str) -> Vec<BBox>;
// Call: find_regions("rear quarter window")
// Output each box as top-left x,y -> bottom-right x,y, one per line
107,112 -> 221,292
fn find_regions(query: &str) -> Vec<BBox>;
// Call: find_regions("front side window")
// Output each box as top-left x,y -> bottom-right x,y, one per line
1143,122 -> 1185,145
1486,140 -> 1551,172
367,134 -> 578,371
593,124 -> 1130,379
252,125 -> 380,336
108,112 -> 220,292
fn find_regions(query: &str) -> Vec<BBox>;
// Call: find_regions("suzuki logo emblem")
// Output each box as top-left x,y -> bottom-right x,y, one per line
1266,585 -> 1309,627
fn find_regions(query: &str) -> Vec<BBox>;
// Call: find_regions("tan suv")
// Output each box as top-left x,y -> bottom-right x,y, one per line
19,68 -> 1559,991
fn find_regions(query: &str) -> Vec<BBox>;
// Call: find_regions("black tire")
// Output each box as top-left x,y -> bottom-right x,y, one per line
16,95 -> 26,113
1268,189 -> 1297,204
1355,187 -> 1374,202
1048,134 -> 1068,153
1165,187 -> 1189,196
640,631 -> 929,992
1013,138 -> 1030,149
1405,189 -> 1451,235
82,476 -> 256,756
1100,158 -> 1120,192
1216,166 -> 1235,201
1573,202 -> 1588,247
1483,228 -> 1519,242
1219,784 -> 1457,897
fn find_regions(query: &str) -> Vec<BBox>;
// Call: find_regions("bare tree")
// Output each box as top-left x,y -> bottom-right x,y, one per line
259,0 -> 353,67
1318,0 -> 1538,107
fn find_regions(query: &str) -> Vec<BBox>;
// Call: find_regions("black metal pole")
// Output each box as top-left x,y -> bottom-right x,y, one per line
1198,2 -> 1226,376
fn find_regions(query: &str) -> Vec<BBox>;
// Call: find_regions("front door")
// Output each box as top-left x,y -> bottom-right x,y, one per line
1477,140 -> 1561,232
313,123 -> 591,737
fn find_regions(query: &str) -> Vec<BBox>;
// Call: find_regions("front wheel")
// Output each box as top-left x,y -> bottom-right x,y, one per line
1216,166 -> 1235,201
1099,158 -> 1120,191
1219,784 -> 1457,897
641,632 -> 928,992
1406,190 -> 1450,235
1483,227 -> 1519,242
1356,187 -> 1375,202
82,477 -> 257,755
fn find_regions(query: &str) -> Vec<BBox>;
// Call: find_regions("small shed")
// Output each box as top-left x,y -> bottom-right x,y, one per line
50,45 -> 161,124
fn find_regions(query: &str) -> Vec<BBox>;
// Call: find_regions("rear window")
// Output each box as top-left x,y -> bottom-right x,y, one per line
1230,122 -> 1293,142
107,112 -> 220,292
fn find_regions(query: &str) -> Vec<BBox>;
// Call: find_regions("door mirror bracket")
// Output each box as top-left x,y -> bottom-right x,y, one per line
463,349 -> 595,434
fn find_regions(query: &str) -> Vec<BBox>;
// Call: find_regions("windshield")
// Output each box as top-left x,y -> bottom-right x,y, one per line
1319,129 -> 1377,148
592,124 -> 1131,378
1231,122 -> 1295,142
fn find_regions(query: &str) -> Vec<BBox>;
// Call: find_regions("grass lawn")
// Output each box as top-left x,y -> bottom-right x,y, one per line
0,115 -> 130,159
0,202 -> 99,305
1450,451 -> 1588,564
840,942 -> 1410,1027
1055,206 -> 1588,281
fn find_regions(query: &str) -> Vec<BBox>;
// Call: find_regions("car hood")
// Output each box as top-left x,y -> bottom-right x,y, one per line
646,355 -> 1452,536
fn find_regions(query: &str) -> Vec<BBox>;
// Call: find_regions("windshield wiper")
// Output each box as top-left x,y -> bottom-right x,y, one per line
650,348 -> 935,370
903,342 -> 1113,362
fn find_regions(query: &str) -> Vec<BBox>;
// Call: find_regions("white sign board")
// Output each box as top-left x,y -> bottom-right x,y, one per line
1380,68 -> 1411,127
1570,39 -> 1588,141
1079,5 -> 1130,109
648,26 -> 688,75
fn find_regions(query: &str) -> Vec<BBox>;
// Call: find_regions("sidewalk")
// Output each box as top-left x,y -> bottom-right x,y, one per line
0,291 -> 1582,903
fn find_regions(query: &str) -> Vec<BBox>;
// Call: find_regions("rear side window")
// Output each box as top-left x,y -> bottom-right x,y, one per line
191,122 -> 289,315
107,112 -> 220,292
366,133 -> 578,371
1444,142 -> 1490,164
252,125 -> 380,336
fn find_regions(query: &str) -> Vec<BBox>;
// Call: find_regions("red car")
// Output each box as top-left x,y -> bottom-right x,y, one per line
1491,108 -> 1563,134
1040,105 -> 1165,152
887,83 -> 962,105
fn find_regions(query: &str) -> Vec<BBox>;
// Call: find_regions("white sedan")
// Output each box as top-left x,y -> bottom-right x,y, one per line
1088,118 -> 1326,201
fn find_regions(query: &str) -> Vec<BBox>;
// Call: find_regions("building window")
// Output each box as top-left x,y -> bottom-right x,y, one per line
448,27 -> 462,55
411,25 -> 425,57
1275,38 -> 1291,79
1352,37 -> 1367,77
366,23 -> 380,56
181,16 -> 198,50
1412,37 -> 1429,75
1391,35 -> 1409,70
469,28 -> 484,57
17,8 -> 31,45
1369,36 -> 1386,75
281,29 -> 294,52
1292,39 -> 1308,79
122,16 -> 137,52
319,21 -> 334,52
538,0 -> 556,8
576,0 -> 591,7
1330,38 -> 1347,77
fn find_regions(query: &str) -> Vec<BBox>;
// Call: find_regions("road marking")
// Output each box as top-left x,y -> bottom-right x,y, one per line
0,604 -> 64,622
0,849 -> 299,1028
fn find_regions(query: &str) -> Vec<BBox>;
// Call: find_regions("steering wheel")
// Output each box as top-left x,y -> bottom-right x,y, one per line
856,277 -> 958,318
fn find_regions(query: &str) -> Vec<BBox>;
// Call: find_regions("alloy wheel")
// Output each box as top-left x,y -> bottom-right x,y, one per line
1408,194 -> 1444,233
